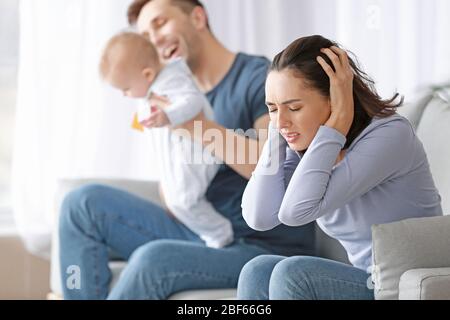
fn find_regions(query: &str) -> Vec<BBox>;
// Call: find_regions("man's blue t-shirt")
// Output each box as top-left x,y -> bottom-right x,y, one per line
206,53 -> 315,257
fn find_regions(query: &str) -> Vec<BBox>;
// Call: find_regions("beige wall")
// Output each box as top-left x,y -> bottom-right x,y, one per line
0,235 -> 50,299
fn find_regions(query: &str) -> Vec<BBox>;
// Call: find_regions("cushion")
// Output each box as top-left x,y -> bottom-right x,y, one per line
371,215 -> 450,300
415,89 -> 450,215
397,89 -> 435,129
399,267 -> 450,300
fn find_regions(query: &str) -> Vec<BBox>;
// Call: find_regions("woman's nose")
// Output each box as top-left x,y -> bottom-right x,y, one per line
276,108 -> 291,130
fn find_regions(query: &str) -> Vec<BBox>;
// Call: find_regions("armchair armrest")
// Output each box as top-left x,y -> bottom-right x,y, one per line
399,268 -> 450,300
50,178 -> 160,296
54,178 -> 162,215
371,215 -> 450,300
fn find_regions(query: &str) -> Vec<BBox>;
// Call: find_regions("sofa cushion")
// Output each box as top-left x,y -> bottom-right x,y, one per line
416,89 -> 450,215
371,215 -> 450,300
399,267 -> 450,300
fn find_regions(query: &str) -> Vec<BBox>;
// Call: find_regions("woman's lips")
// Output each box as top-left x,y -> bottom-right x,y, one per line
283,132 -> 301,143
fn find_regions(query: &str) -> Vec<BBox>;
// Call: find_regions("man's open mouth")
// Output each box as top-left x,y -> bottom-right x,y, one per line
162,43 -> 180,60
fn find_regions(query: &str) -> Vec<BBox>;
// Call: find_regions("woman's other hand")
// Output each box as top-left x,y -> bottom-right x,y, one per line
317,46 -> 354,136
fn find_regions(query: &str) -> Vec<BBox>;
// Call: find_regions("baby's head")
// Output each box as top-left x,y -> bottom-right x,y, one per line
100,32 -> 161,98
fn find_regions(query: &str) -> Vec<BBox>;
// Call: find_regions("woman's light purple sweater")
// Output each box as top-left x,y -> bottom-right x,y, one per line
242,114 -> 442,271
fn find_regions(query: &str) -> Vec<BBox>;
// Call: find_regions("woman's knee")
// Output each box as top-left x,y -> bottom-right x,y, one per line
239,255 -> 280,283
269,256 -> 318,300
237,255 -> 284,300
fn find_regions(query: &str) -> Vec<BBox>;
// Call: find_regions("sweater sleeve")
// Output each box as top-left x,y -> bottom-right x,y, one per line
278,118 -> 415,226
241,123 -> 300,231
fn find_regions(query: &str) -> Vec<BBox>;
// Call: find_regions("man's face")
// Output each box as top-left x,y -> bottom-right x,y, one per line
136,0 -> 202,65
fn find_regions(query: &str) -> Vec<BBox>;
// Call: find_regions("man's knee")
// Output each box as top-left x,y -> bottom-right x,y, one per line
127,240 -> 185,275
110,240 -> 196,300
120,240 -> 189,296
59,184 -> 111,231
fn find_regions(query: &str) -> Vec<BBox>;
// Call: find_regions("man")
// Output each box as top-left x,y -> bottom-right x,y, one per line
59,0 -> 315,300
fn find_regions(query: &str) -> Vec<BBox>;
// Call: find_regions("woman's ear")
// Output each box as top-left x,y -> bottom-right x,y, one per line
142,68 -> 156,83
190,6 -> 208,31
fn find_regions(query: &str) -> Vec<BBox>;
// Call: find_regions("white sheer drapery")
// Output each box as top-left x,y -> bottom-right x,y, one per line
12,0 -> 158,257
205,0 -> 450,99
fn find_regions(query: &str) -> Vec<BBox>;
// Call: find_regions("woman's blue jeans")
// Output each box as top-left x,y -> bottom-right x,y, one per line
59,184 -> 270,300
238,255 -> 374,300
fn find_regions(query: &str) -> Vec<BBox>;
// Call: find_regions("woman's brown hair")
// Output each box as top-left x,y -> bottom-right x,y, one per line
271,35 -> 403,149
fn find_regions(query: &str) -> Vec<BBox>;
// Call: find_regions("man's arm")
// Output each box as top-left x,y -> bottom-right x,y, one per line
147,80 -> 270,179
182,113 -> 270,180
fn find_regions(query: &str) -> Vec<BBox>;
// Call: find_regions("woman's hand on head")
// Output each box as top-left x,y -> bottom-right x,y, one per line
317,46 -> 355,137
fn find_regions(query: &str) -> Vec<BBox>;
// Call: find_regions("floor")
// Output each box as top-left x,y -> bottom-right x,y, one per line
0,233 -> 50,299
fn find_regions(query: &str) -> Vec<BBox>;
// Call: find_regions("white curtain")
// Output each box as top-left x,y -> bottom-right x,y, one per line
204,0 -> 450,99
13,0 -> 450,258
333,0 -> 450,100
12,0 -> 159,257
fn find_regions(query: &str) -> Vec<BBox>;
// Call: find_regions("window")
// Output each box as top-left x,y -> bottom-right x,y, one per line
0,0 -> 19,215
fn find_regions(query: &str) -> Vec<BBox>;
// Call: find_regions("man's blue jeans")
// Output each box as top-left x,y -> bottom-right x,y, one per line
59,184 -> 270,300
237,255 -> 374,300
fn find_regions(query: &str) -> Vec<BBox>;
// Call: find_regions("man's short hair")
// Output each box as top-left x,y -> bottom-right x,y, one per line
127,0 -> 208,26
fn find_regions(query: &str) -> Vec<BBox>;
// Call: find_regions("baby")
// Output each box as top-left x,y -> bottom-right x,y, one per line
99,32 -> 233,248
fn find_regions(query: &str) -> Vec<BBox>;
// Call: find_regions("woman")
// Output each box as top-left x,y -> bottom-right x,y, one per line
238,35 -> 442,300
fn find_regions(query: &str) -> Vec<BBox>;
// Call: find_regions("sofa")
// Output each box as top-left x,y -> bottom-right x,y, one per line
49,84 -> 450,300
49,177 -> 348,300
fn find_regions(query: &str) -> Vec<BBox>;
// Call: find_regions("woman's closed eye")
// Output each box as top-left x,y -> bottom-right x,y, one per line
267,106 -> 302,113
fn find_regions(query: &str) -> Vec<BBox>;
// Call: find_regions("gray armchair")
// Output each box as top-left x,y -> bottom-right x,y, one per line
371,85 -> 450,300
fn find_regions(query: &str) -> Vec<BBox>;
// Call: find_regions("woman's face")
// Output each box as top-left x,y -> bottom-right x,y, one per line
265,69 -> 331,152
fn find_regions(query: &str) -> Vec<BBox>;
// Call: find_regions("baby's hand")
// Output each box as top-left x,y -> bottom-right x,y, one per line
148,93 -> 170,109
140,106 -> 170,128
